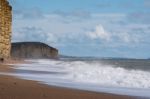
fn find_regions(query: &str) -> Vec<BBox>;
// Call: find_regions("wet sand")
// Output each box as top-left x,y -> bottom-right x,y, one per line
0,63 -> 143,99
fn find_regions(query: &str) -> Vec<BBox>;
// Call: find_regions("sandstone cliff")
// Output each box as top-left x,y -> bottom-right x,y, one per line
0,0 -> 12,60
11,42 -> 58,59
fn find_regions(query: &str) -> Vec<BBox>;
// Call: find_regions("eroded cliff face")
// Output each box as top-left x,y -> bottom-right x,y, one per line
11,42 -> 58,59
0,0 -> 12,60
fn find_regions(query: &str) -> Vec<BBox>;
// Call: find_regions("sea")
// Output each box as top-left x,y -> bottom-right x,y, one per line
5,58 -> 150,98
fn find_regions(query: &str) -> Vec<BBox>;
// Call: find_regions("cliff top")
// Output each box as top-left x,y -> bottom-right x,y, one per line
12,42 -> 58,51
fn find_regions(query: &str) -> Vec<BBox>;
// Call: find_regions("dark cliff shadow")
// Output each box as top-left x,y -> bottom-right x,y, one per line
11,42 -> 58,59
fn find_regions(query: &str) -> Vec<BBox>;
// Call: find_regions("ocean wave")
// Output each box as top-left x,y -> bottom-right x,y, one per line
14,59 -> 150,89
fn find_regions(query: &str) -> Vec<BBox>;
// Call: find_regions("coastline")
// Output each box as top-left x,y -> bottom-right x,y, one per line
0,63 -> 142,99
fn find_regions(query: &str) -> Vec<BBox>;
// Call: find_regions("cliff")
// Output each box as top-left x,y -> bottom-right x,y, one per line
11,42 -> 58,59
0,0 -> 12,60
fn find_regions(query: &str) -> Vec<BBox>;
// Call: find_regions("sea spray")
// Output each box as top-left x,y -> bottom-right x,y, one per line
9,59 -> 150,97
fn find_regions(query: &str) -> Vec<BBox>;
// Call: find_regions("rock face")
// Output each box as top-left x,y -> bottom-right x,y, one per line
0,0 -> 12,60
11,42 -> 58,59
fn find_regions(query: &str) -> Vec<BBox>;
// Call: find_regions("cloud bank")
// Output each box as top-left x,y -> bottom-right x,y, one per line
9,0 -> 150,58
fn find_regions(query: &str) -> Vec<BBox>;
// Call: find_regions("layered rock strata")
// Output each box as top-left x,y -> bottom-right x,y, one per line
11,42 -> 58,59
0,0 -> 12,60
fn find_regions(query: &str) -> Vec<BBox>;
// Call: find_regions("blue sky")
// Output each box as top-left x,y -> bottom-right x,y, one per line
8,0 -> 150,58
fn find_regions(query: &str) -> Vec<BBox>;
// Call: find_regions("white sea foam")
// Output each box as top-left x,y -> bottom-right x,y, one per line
8,59 -> 150,97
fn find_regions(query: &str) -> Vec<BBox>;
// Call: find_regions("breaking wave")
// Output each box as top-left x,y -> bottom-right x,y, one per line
8,59 -> 150,97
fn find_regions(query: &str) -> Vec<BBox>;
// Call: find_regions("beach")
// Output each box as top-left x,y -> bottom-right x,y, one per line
0,63 -> 138,99
0,0 -> 149,99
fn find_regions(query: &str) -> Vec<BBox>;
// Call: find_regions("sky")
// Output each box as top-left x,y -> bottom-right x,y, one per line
8,0 -> 150,58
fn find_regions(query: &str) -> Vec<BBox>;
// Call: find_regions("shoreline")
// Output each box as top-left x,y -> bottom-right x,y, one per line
0,63 -> 143,99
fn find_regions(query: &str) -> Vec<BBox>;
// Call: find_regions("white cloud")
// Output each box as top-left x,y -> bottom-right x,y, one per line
87,24 -> 111,41
116,32 -> 138,44
11,11 -> 150,57
12,12 -> 147,46
119,33 -> 130,43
